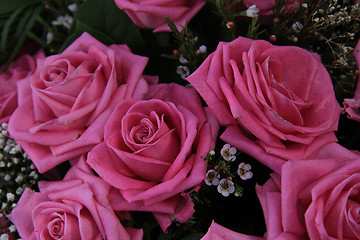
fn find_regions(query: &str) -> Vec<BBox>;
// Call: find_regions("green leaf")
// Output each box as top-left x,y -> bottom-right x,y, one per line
64,0 -> 144,52
180,233 -> 204,240
1,6 -> 25,52
5,4 -> 43,68
0,0 -> 40,17
14,6 -> 33,38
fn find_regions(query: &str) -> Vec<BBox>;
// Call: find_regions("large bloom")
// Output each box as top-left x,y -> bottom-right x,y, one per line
186,36 -> 341,173
8,32 -> 154,173
114,0 -> 206,32
8,156 -> 143,240
0,51 -> 44,124
343,40 -> 360,121
87,83 -> 219,231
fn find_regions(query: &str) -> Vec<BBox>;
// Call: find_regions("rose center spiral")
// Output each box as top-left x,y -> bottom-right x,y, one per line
48,218 -> 64,239
131,118 -> 155,144
135,126 -> 151,143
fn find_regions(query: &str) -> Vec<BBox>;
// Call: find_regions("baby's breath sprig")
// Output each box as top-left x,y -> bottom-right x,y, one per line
310,1 -> 355,32
301,1 -> 360,100
0,123 -> 40,216
0,211 -> 20,240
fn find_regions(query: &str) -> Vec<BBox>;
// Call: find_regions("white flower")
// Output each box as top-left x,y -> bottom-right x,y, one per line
292,21 -> 303,33
246,5 -> 259,18
0,233 -> 9,240
52,16 -> 64,26
1,129 -> 8,137
29,171 -> 38,179
16,187 -> 23,195
8,225 -> 16,233
198,45 -> 207,54
6,193 -> 15,201
15,174 -> 23,183
220,144 -> 237,161
68,3 -> 78,12
205,170 -> 220,186
176,65 -> 190,79
1,122 -> 8,129
217,178 -> 235,197
46,32 -> 54,44
4,174 -> 11,181
62,15 -> 73,29
237,162 -> 253,180
179,55 -> 188,64
52,15 -> 73,29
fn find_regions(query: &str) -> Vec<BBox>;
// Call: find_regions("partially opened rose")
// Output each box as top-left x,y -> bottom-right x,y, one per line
253,173 -> 304,240
343,40 -> 360,121
8,32 -> 154,173
114,0 -> 206,32
0,51 -> 44,124
87,83 -> 219,231
186,36 -> 341,173
8,156 -> 143,240
280,144 -> 360,239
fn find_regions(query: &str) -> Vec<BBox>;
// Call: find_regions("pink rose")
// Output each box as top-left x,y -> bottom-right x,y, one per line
284,146 -> 360,239
8,156 -> 143,240
343,40 -> 360,121
201,221 -> 264,240
0,51 -> 44,124
114,0 -> 206,32
227,143 -> 360,240
8,32 -> 154,173
186,36 -> 341,173
87,83 -> 219,231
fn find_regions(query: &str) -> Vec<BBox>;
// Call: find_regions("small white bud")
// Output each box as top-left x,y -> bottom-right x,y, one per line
1,123 -> 8,129
4,174 -> 11,181
0,233 -> 9,240
292,21 -> 303,33
8,225 -> 16,233
6,193 -> 15,201
198,45 -> 207,54
16,187 -> 23,195
46,32 -> 54,44
179,55 -> 188,64
68,3 -> 78,12
246,5 -> 259,18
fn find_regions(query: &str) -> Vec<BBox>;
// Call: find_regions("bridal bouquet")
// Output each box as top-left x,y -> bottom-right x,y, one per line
0,0 -> 360,239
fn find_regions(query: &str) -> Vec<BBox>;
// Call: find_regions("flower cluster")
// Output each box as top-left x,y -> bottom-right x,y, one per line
0,123 -> 40,240
204,144 -> 253,197
1,30 -> 219,239
0,123 -> 40,216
